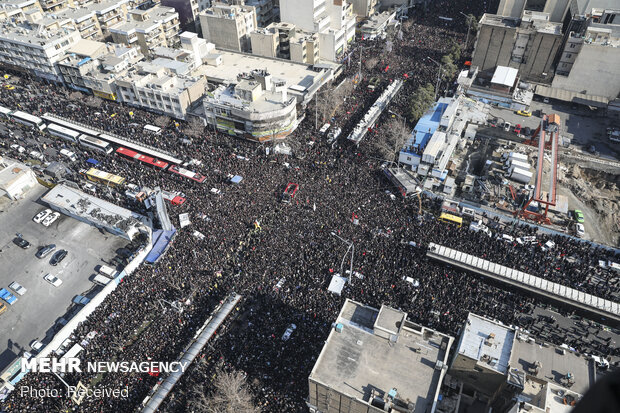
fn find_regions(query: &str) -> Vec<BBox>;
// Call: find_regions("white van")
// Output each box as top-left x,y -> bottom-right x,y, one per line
29,150 -> 44,160
98,265 -> 117,279
319,123 -> 331,136
60,148 -> 77,162
93,274 -> 111,286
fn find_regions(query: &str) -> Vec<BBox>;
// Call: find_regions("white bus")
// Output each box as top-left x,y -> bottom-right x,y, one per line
78,134 -> 113,154
47,123 -> 81,143
0,105 -> 12,118
11,111 -> 46,130
144,124 -> 162,134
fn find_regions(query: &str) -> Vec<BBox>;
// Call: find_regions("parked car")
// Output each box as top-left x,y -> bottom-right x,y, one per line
41,212 -> 60,227
574,209 -> 585,223
72,295 -> 91,305
36,244 -> 56,259
13,237 -> 31,249
50,249 -> 68,266
503,122 -> 511,132
33,209 -> 52,224
517,110 -> 532,117
514,124 -> 522,135
575,223 -> 585,238
43,273 -> 63,287
9,282 -> 27,296
0,288 -> 18,305
523,126 -> 531,136
30,340 -> 44,352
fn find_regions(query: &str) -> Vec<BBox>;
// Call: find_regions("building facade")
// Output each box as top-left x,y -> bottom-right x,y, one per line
204,70 -> 298,141
471,12 -> 562,83
198,3 -> 256,52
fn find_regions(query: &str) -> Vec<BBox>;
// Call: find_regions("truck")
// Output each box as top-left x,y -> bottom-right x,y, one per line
507,167 -> 533,184
93,274 -> 111,286
469,220 -> 492,236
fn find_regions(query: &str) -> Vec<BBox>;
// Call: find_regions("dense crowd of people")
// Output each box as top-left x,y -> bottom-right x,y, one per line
0,2 -> 618,412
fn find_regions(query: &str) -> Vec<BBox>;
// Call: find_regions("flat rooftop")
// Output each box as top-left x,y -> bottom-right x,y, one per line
510,337 -> 595,395
457,313 -> 515,374
202,50 -> 324,92
310,300 -> 452,413
41,184 -> 149,230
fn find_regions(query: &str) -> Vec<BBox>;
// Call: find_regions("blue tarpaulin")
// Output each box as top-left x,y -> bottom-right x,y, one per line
145,228 -> 177,264
230,175 -> 243,184
86,158 -> 100,166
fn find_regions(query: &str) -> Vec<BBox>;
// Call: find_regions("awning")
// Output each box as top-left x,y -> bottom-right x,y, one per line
535,85 -> 608,108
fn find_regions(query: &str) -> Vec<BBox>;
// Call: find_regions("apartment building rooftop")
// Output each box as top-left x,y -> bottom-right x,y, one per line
88,0 -> 129,15
0,21 -> 78,45
309,300 -> 453,413
57,6 -> 97,23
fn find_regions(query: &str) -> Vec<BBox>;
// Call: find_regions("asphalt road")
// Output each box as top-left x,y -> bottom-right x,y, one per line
0,185 -> 126,371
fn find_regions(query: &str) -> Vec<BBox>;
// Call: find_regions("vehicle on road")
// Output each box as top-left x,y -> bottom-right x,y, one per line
575,223 -> 585,238
36,244 -> 56,259
14,237 -> 31,249
514,124 -> 522,135
42,212 -> 60,227
503,122 -> 511,132
50,249 -> 68,266
574,210 -> 585,223
73,295 -> 91,305
517,110 -> 532,117
43,273 -> 62,287
282,183 -> 299,203
0,303 -> 7,315
9,282 -> 27,296
33,209 -> 52,224
282,323 -> 297,341
0,288 -> 18,305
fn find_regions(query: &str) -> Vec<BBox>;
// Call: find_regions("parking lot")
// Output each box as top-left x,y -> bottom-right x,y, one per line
0,185 -> 126,371
488,99 -> 620,160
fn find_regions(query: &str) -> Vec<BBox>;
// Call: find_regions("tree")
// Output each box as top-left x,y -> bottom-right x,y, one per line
184,116 -> 205,138
440,55 -> 457,80
154,115 -> 170,128
374,117 -> 410,161
409,83 -> 435,122
188,367 -> 261,413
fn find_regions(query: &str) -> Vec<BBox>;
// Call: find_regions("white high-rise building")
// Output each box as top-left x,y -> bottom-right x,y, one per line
279,0 -> 355,62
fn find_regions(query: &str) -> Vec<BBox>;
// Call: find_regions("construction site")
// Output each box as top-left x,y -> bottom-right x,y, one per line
392,98 -> 620,247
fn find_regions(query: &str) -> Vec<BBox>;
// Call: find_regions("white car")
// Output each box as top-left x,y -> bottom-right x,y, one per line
41,212 -> 60,227
575,223 -> 585,238
9,282 -> 27,296
33,209 -> 52,224
43,273 -> 63,287
282,324 -> 297,341
30,340 -> 44,352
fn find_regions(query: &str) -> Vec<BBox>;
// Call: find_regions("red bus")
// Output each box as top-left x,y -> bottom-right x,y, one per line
169,165 -> 206,183
116,147 -> 169,170
282,183 -> 299,203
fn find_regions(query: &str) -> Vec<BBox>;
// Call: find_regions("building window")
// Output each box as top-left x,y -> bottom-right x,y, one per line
566,53 -> 572,58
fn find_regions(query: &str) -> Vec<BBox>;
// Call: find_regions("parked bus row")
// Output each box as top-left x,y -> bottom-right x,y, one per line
1,105 -> 205,184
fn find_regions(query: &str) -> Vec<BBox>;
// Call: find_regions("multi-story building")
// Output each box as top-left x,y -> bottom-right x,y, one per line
307,299 -> 454,413
58,7 -> 104,40
204,69 -> 298,141
0,21 -> 81,82
82,45 -> 143,100
548,22 -> 620,103
449,313 -> 599,412
0,0 -> 43,21
251,22 -> 320,64
115,64 -> 206,118
348,0 -> 377,18
160,0 -> 200,29
90,0 -> 130,39
198,3 -> 256,52
245,0 -> 277,27
471,11 -> 562,83
38,0 -> 69,13
57,38 -> 109,91
110,6 -> 180,55
279,0 -> 355,62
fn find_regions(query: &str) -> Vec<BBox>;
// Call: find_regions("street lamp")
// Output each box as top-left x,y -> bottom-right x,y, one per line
330,231 -> 354,285
427,57 -> 443,100
459,12 -> 474,49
